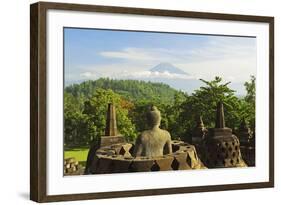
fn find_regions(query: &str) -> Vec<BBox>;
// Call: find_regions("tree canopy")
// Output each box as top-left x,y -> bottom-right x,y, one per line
65,78 -> 184,104
64,77 -> 255,147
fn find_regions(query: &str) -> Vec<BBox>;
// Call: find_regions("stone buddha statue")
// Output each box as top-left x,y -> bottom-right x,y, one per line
133,106 -> 172,158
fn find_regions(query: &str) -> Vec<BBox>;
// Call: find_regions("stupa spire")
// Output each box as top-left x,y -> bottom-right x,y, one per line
105,103 -> 118,136
215,101 -> 225,128
196,115 -> 205,128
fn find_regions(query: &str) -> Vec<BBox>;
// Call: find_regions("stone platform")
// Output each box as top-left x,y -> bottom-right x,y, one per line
87,140 -> 206,174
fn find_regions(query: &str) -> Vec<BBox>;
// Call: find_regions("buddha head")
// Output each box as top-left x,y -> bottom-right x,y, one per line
147,106 -> 161,128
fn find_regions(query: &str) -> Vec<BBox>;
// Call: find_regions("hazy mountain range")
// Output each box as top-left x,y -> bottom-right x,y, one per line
67,63 -> 247,96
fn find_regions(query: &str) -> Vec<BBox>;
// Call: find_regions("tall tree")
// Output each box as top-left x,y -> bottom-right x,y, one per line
179,76 -> 243,142
244,75 -> 256,104
243,76 -> 256,131
83,88 -> 137,142
64,92 -> 95,146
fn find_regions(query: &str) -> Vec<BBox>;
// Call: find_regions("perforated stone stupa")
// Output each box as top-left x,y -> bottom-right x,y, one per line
238,118 -> 255,166
200,102 -> 247,168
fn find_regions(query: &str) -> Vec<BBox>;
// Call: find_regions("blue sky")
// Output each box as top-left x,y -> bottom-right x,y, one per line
64,27 -> 256,95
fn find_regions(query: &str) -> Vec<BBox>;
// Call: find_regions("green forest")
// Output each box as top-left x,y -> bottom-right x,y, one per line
64,76 -> 255,147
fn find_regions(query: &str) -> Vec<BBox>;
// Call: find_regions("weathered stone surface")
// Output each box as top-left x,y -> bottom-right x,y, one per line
171,140 -> 183,152
94,156 -> 114,174
153,156 -> 174,171
85,105 -> 207,174
100,136 -> 126,147
215,101 -> 226,128
171,152 -> 190,170
87,155 -> 100,174
192,116 -> 208,146
99,148 -> 116,156
202,133 -> 247,168
208,128 -> 233,137
186,148 -> 201,169
105,103 -> 118,136
100,104 -> 126,147
130,157 -> 155,172
88,140 -> 206,173
134,106 -> 172,157
240,146 -> 255,166
238,118 -> 252,145
201,102 -> 247,168
237,118 -> 255,166
64,157 -> 84,175
118,143 -> 133,157
110,156 -> 133,173
85,103 -> 129,174
171,141 -> 205,169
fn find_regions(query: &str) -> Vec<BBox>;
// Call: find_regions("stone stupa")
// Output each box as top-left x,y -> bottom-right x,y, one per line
85,105 -> 205,174
191,116 -> 208,148
100,103 -> 126,146
238,118 -> 255,166
84,103 -> 129,174
201,102 -> 247,168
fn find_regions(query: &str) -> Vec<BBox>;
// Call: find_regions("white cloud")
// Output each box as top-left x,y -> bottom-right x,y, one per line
100,48 -> 156,61
79,70 -> 195,81
114,70 -> 195,80
80,71 -> 96,78
99,47 -> 191,64
99,38 -> 256,65
175,56 -> 256,83
67,36 -> 256,85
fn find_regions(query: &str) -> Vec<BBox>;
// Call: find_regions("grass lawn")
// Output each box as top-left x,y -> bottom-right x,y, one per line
64,147 -> 89,167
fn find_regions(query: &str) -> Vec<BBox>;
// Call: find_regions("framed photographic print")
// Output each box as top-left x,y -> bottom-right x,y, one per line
30,1 -> 274,202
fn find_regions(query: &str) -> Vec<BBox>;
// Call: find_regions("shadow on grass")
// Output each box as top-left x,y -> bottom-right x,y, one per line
80,161 -> 86,167
64,146 -> 90,151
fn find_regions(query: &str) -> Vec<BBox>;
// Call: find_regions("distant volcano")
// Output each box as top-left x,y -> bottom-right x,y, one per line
150,63 -> 189,75
145,63 -> 202,93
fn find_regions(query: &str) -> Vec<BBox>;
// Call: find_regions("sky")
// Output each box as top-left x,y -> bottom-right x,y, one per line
64,27 -> 256,95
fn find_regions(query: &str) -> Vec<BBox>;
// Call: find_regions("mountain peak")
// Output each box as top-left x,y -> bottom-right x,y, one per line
150,63 -> 189,75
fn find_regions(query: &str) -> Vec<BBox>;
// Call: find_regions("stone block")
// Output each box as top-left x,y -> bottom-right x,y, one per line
100,135 -> 126,147
153,156 -> 174,171
170,152 -> 190,170
94,156 -> 114,174
111,156 -> 133,173
208,128 -> 232,137
130,157 -> 154,172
